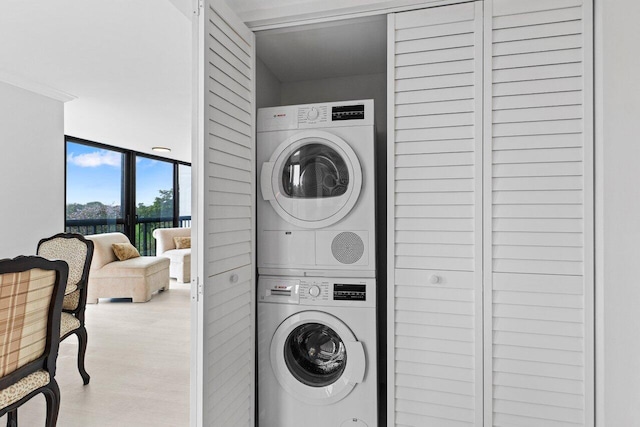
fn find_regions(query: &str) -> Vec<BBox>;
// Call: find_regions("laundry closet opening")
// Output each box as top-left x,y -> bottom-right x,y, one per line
255,14 -> 388,424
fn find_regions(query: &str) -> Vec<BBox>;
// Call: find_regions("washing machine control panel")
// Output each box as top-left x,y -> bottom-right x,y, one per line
298,279 -> 372,307
299,280 -> 330,302
258,277 -> 375,307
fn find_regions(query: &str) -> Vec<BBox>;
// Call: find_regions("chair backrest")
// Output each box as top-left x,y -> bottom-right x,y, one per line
37,233 -> 94,294
0,256 -> 67,384
37,233 -> 94,319
152,227 -> 191,255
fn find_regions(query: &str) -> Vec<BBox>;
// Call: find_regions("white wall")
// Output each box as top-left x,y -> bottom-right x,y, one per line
599,0 -> 640,424
256,57 -> 282,108
0,82 -> 64,258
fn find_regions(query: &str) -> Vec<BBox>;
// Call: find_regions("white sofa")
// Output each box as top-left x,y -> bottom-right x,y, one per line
85,232 -> 170,303
152,227 -> 191,283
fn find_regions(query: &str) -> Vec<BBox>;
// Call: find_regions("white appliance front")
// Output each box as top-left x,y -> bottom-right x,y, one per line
261,130 -> 363,228
257,100 -> 376,277
257,276 -> 377,427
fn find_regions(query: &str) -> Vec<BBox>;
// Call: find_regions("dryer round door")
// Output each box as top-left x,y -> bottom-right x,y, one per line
270,311 -> 366,405
260,130 -> 362,229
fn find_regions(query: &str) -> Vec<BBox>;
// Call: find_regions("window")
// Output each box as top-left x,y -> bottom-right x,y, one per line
179,164 -> 192,226
65,137 -> 191,255
136,156 -> 175,255
66,141 -> 126,234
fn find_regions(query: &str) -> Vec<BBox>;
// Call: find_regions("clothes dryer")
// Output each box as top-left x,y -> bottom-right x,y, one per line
257,275 -> 377,427
257,100 -> 376,277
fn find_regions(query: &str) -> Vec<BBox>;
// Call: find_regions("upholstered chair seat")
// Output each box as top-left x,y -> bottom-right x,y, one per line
0,370 -> 50,410
63,289 -> 81,311
60,313 -> 81,338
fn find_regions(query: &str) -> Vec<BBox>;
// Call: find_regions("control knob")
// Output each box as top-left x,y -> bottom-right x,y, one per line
307,107 -> 319,121
309,285 -> 321,297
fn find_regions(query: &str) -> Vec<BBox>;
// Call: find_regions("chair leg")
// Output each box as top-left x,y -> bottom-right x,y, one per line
43,380 -> 60,427
76,327 -> 90,385
6,410 -> 16,427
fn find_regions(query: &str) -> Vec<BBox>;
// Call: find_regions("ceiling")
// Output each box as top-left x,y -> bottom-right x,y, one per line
256,15 -> 387,83
0,0 -> 192,162
0,0 -> 389,163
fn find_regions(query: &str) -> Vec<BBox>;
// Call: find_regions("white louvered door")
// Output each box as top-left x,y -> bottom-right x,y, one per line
389,0 -> 594,426
388,3 -> 484,426
484,0 -> 593,426
192,0 -> 256,426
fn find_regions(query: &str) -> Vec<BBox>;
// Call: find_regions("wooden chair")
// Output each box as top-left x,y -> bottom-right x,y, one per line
37,233 -> 94,385
0,256 -> 68,427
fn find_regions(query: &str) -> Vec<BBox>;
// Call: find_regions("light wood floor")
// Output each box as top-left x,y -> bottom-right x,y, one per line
3,280 -> 190,427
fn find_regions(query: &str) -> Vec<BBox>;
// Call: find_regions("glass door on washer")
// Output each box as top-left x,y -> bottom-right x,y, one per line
284,322 -> 347,387
270,311 -> 365,404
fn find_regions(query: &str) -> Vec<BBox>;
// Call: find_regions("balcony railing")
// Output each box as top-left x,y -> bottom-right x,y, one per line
66,216 -> 192,256
134,217 -> 192,256
65,219 -> 125,236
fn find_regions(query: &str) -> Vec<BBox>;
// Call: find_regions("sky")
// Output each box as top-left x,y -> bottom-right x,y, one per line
66,142 -> 178,208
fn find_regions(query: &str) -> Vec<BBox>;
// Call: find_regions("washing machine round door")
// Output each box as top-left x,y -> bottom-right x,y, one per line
270,311 -> 366,405
260,130 -> 362,229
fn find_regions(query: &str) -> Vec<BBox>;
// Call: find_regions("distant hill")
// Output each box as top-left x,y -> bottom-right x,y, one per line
66,201 -> 121,220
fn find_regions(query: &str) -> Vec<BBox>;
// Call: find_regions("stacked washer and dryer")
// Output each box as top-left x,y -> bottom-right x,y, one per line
257,100 -> 378,427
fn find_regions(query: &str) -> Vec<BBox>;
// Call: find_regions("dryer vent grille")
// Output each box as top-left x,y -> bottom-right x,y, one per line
331,232 -> 364,264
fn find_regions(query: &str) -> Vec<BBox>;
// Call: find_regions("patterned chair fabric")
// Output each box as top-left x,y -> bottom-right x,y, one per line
37,233 -> 94,385
0,370 -> 50,409
62,289 -> 81,311
0,256 -> 68,426
0,268 -> 56,377
60,313 -> 81,338
37,237 -> 87,292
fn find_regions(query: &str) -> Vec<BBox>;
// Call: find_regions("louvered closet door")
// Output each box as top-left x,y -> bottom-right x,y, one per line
388,3 -> 483,426
193,0 -> 255,426
484,1 -> 594,426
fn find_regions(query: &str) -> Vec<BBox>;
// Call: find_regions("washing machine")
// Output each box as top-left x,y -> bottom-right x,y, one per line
257,275 -> 377,427
257,100 -> 376,278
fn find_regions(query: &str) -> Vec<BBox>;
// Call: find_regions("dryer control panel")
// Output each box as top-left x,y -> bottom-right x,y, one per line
257,99 -> 374,132
298,105 -> 329,125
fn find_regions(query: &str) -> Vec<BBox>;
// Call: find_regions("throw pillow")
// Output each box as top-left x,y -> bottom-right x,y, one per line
112,243 -> 141,261
174,236 -> 191,249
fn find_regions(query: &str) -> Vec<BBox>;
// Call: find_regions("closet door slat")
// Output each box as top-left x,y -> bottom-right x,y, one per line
484,1 -> 593,426
389,3 -> 483,426
197,1 -> 255,425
